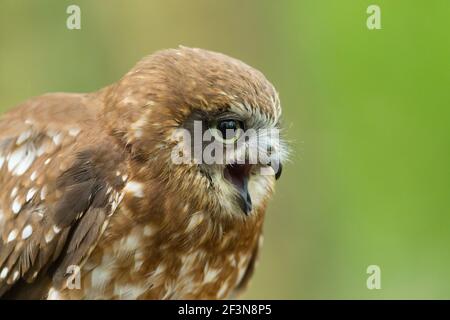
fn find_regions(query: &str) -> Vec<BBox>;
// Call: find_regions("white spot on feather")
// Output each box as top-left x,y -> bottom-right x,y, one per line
30,171 -> 37,181
50,131 -> 63,146
8,143 -> 36,176
16,130 -> 32,145
0,267 -> 8,279
7,229 -> 18,243
68,127 -> 81,137
217,280 -> 230,298
131,115 -> 148,139
153,263 -> 166,276
203,265 -> 220,284
122,232 -> 140,252
145,263 -> 166,292
143,225 -> 155,237
134,250 -> 144,272
124,181 -> 144,198
47,287 -> 62,300
36,144 -> 46,156
40,186 -> 48,200
228,254 -> 237,267
22,225 -> 33,239
12,198 -> 22,214
180,253 -> 197,270
53,225 -> 61,234
10,187 -> 18,198
26,188 -> 37,202
91,266 -> 112,292
186,212 -> 204,232
45,229 -> 55,243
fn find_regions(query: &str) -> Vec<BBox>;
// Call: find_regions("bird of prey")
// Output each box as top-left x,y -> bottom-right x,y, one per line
0,47 -> 286,299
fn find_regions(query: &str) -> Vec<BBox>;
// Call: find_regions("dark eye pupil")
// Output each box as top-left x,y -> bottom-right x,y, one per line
218,120 -> 237,137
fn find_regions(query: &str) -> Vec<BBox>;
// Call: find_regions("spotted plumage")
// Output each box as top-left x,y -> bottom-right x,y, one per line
0,47 -> 286,299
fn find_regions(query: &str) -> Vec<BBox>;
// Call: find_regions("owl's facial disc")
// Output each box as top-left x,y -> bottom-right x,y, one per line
224,164 -> 252,215
178,110 -> 285,216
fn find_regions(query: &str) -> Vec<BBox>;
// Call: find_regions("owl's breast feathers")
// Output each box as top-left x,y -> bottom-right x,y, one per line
0,91 -> 264,299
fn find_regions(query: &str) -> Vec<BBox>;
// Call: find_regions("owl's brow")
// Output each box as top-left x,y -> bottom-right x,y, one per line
229,102 -> 278,128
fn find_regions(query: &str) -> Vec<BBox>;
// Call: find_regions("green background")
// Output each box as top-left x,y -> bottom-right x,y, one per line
1,1 -> 449,299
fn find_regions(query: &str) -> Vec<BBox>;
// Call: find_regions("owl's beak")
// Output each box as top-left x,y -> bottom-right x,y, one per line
271,162 -> 283,180
224,164 -> 252,215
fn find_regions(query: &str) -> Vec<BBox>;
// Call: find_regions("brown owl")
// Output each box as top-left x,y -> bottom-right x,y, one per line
0,47 -> 286,299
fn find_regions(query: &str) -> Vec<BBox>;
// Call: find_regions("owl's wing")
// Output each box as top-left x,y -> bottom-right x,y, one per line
0,120 -> 127,297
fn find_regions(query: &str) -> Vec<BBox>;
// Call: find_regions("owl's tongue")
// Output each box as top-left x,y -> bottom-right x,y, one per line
224,164 -> 252,215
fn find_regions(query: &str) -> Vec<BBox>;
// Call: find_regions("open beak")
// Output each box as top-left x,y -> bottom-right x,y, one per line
224,161 -> 282,215
224,164 -> 252,215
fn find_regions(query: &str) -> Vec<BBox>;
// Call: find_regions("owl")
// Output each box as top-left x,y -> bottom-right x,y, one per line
0,47 -> 286,299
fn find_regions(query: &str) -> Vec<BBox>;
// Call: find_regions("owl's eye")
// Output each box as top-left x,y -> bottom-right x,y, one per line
210,119 -> 244,144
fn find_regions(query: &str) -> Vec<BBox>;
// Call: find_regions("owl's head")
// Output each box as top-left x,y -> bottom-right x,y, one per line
104,47 -> 287,218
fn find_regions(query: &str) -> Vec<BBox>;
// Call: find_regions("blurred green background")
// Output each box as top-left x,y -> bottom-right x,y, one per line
1,0 -> 450,299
